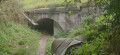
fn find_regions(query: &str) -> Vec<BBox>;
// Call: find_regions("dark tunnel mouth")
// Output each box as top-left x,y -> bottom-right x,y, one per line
28,18 -> 64,36
36,18 -> 54,35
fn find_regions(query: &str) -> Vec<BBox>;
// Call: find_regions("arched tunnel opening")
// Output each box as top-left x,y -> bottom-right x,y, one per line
28,18 -> 64,36
36,18 -> 54,35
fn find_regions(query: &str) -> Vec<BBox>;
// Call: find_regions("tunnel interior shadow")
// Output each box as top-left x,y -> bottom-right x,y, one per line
36,18 -> 54,35
28,18 -> 54,36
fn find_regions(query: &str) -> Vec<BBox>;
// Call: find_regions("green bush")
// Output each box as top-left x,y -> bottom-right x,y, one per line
67,13 -> 120,54
66,37 -> 107,55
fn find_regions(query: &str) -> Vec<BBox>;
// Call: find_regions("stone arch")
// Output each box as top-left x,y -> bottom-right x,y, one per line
36,18 -> 63,35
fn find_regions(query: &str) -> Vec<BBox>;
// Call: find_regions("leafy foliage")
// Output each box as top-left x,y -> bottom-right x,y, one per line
65,14 -> 110,54
44,0 -> 120,55
64,0 -> 120,55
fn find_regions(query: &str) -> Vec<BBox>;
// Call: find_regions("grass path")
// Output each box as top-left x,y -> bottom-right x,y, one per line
37,35 -> 50,55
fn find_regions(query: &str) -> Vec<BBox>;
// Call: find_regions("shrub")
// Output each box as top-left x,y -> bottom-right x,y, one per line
67,12 -> 120,54
66,37 -> 108,55
0,0 -> 25,23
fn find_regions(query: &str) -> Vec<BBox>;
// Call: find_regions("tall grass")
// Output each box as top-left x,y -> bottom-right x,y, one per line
0,12 -> 40,55
0,21 -> 41,55
22,0 -> 88,9
45,37 -> 55,55
0,0 -> 25,23
0,0 -> 41,55
22,0 -> 64,9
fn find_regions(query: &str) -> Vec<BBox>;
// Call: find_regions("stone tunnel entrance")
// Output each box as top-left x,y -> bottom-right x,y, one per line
28,18 -> 63,36
36,18 -> 54,35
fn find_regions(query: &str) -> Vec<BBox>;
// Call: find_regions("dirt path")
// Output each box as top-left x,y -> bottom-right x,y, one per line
37,35 -> 49,55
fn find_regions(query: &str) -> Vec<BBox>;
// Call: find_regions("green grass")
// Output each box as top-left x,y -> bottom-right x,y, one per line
22,0 -> 88,9
45,37 -> 55,55
0,21 -> 41,55
22,0 -> 64,9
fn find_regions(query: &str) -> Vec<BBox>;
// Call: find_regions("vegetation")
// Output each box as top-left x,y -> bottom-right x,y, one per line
0,0 -> 25,23
45,37 -> 54,55
0,0 -> 41,55
22,0 -> 88,9
0,21 -> 41,55
53,32 -> 68,38
65,0 -> 120,55
45,0 -> 120,55
0,0 -> 120,55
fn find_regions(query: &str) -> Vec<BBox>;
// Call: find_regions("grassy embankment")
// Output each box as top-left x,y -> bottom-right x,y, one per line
0,21 -> 41,55
22,0 -> 88,9
0,0 -> 42,55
